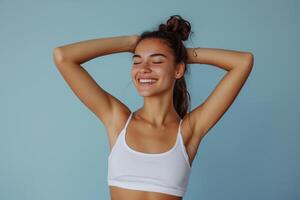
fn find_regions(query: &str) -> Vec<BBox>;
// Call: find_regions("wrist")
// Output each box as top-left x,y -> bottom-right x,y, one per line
187,47 -> 202,64
128,35 -> 140,53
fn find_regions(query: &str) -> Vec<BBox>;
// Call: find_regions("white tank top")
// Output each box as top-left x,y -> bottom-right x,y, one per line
107,112 -> 192,197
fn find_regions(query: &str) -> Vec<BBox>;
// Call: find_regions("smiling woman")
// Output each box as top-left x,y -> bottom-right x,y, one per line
53,14 -> 253,200
130,37 -> 189,108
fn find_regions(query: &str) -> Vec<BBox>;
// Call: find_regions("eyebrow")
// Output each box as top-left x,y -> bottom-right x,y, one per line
132,53 -> 167,59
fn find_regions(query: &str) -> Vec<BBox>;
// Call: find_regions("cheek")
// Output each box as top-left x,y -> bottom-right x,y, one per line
131,68 -> 139,82
131,68 -> 137,77
158,66 -> 175,78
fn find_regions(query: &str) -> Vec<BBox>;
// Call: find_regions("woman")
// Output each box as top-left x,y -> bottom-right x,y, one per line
53,15 -> 254,200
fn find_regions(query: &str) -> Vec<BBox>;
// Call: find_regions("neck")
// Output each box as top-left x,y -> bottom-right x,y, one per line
136,91 -> 181,127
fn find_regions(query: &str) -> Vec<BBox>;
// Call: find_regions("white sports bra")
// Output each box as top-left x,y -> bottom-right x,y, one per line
107,112 -> 192,197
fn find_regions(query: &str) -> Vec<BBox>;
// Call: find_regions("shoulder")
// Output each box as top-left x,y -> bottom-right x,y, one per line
105,107 -> 131,142
180,113 -> 204,154
180,114 -> 194,146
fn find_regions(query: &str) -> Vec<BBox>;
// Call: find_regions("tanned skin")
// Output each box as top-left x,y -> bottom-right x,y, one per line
53,35 -> 253,200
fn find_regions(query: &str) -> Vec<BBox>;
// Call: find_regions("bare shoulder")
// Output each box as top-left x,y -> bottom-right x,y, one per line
180,114 -> 194,146
180,111 -> 205,164
104,106 -> 131,149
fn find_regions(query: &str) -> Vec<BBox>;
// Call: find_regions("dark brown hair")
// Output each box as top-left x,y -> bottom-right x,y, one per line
134,15 -> 193,119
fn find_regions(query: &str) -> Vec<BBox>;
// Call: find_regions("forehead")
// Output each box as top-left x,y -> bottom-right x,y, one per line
133,38 -> 172,59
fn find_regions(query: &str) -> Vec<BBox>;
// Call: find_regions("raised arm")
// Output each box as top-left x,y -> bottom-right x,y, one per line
185,47 -> 254,151
53,35 -> 140,128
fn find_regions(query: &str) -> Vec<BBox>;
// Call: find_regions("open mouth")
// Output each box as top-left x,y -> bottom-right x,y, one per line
138,78 -> 158,86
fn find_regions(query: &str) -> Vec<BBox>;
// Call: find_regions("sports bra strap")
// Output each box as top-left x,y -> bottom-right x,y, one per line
124,112 -> 134,130
179,118 -> 183,131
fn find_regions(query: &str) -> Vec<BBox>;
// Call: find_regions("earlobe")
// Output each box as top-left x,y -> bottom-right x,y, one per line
175,71 -> 183,79
175,61 -> 185,79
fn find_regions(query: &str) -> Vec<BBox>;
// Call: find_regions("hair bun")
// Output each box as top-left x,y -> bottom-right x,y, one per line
158,15 -> 191,41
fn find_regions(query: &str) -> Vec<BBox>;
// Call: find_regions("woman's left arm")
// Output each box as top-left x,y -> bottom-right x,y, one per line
186,47 -> 254,144
187,47 -> 253,71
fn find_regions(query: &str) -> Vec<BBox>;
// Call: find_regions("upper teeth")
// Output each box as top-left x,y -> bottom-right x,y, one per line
139,79 -> 157,83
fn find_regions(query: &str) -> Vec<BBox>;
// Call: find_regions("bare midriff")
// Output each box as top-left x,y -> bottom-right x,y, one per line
109,186 -> 182,200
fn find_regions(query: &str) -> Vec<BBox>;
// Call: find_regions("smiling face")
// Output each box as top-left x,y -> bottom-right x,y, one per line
131,38 -> 183,97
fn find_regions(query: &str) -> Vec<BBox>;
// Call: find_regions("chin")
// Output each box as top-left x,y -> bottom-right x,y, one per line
134,81 -> 171,97
137,91 -> 156,97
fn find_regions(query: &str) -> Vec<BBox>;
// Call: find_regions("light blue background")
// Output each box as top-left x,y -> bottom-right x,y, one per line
1,0 -> 299,199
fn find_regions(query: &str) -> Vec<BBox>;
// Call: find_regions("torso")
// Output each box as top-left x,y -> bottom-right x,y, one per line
106,110 -> 202,200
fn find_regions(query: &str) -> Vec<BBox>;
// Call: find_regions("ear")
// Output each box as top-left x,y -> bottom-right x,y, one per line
175,61 -> 185,79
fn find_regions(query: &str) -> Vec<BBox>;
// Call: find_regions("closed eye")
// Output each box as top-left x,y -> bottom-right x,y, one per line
133,61 -> 163,65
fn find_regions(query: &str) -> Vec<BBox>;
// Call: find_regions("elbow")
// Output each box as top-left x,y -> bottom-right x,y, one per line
242,52 -> 254,69
53,47 -> 65,66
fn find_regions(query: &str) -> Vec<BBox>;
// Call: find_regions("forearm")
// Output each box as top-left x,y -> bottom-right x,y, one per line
187,47 -> 253,71
54,34 -> 140,64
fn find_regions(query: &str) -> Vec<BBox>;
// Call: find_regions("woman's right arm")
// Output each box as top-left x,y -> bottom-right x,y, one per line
52,35 -> 140,128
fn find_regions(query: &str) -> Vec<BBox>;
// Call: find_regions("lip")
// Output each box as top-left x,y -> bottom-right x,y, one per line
137,76 -> 158,80
136,76 -> 158,83
137,78 -> 158,87
138,78 -> 158,82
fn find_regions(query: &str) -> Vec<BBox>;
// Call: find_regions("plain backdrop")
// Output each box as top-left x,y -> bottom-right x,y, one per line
0,0 -> 299,199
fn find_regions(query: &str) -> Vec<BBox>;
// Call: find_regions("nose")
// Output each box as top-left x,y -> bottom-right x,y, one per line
139,62 -> 152,73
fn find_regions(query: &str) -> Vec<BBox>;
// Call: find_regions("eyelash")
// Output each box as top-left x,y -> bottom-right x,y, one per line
133,62 -> 163,65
